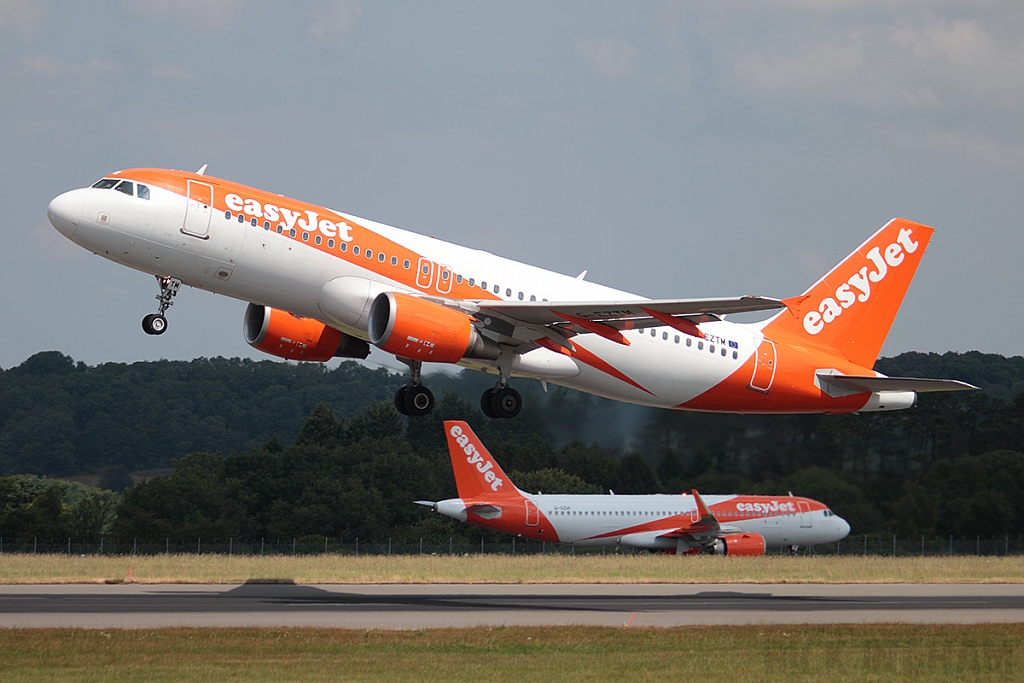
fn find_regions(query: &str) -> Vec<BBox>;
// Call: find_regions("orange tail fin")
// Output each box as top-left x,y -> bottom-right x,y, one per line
764,218 -> 933,368
444,421 -> 516,499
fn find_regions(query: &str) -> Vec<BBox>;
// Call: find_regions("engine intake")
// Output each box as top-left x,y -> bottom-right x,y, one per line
244,303 -> 369,362
368,292 -> 500,363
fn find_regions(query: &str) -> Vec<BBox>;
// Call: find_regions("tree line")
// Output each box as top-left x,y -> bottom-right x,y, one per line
2,349 -> 1024,542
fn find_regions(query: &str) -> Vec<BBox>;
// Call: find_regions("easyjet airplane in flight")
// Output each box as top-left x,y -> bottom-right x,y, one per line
418,421 -> 850,554
47,167 -> 974,419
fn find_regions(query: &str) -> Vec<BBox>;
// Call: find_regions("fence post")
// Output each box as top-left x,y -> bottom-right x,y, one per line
977,535 -> 981,556
34,537 -> 37,554
863,535 -> 866,556
388,538 -> 391,556
893,534 -> 896,558
512,537 -> 515,557
481,538 -> 484,554
356,537 -> 359,556
229,538 -> 233,556
1007,533 -> 1010,556
950,534 -> 953,555
68,537 -> 71,556
921,534 -> 925,557
198,537 -> 201,556
325,536 -> 328,555
449,536 -> 452,555
420,538 -> 423,555
293,538 -> 296,556
261,538 -> 264,556
165,538 -> 168,555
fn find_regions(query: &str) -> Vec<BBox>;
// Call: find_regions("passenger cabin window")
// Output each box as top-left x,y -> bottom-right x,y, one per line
137,184 -> 151,200
114,180 -> 134,196
92,178 -> 119,189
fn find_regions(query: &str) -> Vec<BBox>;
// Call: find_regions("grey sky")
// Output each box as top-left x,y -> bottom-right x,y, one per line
1,1 -> 1021,370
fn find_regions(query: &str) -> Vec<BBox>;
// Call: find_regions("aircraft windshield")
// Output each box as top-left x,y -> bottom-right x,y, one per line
91,178 -> 118,189
114,181 -> 134,196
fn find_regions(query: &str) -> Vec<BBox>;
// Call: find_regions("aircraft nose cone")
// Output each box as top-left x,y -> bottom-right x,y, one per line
837,517 -> 851,539
48,190 -> 84,237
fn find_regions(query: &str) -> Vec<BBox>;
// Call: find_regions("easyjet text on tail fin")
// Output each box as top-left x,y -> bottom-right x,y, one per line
444,421 -> 516,499
765,218 -> 933,368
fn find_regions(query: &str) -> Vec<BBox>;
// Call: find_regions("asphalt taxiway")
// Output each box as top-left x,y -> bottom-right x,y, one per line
3,583 -> 1024,629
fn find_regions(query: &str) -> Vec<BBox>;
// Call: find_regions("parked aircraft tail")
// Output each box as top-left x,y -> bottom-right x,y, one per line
443,420 -> 517,499
765,218 -> 933,368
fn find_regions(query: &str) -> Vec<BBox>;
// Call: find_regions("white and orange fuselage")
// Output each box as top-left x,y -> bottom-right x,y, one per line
426,421 -> 850,554
47,168 -> 973,416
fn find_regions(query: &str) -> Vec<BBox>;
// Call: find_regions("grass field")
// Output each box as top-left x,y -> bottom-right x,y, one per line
1,624 -> 1022,682
3,553 -> 1024,584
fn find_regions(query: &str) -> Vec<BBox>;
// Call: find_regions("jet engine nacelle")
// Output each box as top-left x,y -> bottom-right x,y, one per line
244,303 -> 370,362
711,533 -> 766,556
368,291 -> 500,363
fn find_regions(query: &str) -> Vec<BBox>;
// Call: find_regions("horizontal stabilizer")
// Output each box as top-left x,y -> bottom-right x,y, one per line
816,373 -> 979,394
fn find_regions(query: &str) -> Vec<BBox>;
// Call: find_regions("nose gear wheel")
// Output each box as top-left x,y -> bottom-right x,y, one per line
142,276 -> 181,336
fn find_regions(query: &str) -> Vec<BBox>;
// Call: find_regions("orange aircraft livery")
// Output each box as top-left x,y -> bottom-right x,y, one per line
46,167 -> 975,418
418,421 -> 851,554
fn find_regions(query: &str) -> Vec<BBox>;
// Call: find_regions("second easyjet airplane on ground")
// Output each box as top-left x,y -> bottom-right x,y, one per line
47,167 -> 974,418
419,421 -> 851,554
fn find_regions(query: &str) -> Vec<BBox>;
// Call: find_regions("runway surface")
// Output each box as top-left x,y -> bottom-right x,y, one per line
4,583 -> 1024,628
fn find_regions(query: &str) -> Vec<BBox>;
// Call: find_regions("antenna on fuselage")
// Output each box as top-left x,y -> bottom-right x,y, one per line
196,164 -> 208,176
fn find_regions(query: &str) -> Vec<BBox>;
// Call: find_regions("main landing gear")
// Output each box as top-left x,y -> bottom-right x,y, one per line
142,276 -> 181,336
391,359 -> 522,420
480,383 -> 522,420
394,359 -> 435,418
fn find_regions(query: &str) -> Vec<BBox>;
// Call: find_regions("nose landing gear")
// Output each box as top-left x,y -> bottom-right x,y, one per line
142,276 -> 181,336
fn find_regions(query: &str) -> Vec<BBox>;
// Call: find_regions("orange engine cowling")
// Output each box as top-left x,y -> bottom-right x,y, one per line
244,304 -> 369,362
712,533 -> 766,556
368,292 -> 500,363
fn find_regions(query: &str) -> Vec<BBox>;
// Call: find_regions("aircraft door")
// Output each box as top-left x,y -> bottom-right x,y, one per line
181,180 -> 213,238
748,338 -> 777,393
525,499 -> 539,527
436,265 -> 453,294
798,501 -> 812,528
416,258 -> 434,289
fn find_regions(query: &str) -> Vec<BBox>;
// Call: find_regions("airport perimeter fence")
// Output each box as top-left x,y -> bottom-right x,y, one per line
2,534 -> 1024,557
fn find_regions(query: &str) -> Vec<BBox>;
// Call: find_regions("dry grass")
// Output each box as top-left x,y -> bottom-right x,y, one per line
1,624 -> 1022,682
3,553 -> 1024,584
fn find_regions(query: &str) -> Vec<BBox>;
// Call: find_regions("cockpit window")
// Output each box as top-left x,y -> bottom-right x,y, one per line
137,184 -> 150,200
114,180 -> 134,196
92,178 -> 119,189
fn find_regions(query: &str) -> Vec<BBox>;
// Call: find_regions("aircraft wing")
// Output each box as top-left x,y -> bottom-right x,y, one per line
816,373 -> 979,394
469,296 -> 786,328
657,490 -> 721,539
445,296 -> 788,347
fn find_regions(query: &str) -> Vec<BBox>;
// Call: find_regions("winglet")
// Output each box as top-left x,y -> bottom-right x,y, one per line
195,164 -> 208,176
691,488 -> 713,519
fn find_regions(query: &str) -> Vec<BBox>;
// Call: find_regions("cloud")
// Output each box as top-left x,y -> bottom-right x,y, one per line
573,36 -> 639,80
734,33 -> 865,92
892,126 -> 1024,169
307,0 -> 363,44
123,0 -> 241,25
151,64 -> 193,81
14,56 -> 119,78
0,0 -> 42,32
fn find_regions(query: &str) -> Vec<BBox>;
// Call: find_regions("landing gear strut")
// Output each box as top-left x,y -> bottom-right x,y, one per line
394,359 -> 435,417
142,276 -> 181,336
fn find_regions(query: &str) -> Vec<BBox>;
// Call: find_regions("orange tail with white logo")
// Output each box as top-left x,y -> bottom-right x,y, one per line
765,218 -> 933,368
444,420 -> 518,499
